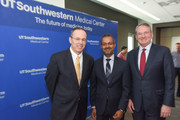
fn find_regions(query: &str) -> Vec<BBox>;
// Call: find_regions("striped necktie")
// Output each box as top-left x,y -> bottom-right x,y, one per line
106,59 -> 111,84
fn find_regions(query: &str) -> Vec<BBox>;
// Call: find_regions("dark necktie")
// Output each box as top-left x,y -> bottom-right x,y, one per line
140,49 -> 146,77
106,59 -> 111,84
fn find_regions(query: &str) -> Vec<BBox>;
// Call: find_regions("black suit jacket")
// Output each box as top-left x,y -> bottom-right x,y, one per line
127,44 -> 175,113
45,48 -> 94,120
90,55 -> 130,115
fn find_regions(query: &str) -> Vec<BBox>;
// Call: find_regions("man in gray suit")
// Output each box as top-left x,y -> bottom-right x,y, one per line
171,42 -> 180,97
127,23 -> 175,120
45,27 -> 94,120
90,34 -> 130,120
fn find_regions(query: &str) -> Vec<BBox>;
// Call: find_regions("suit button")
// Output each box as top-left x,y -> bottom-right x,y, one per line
108,88 -> 111,92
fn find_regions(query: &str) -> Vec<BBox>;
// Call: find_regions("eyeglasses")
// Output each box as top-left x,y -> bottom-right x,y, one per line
71,36 -> 86,42
137,31 -> 150,36
101,42 -> 114,46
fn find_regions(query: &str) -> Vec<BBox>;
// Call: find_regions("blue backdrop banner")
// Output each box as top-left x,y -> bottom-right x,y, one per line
0,0 -> 118,119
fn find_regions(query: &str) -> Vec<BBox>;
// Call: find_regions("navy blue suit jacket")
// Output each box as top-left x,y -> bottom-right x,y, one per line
127,44 -> 175,113
90,55 -> 130,115
45,48 -> 94,120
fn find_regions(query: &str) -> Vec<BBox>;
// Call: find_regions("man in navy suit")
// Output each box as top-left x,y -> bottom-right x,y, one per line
127,23 -> 175,120
90,34 -> 130,120
45,27 -> 94,120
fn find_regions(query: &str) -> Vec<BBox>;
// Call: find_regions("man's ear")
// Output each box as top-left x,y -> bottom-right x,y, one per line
69,37 -> 72,44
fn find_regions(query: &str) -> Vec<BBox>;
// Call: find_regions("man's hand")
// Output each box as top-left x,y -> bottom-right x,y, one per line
91,108 -> 97,120
113,110 -> 123,120
128,99 -> 135,113
160,105 -> 171,118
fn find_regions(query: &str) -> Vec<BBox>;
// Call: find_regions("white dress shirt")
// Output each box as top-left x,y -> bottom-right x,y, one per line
138,42 -> 152,70
70,47 -> 83,78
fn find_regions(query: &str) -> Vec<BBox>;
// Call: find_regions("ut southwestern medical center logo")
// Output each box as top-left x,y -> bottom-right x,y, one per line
87,40 -> 99,45
0,91 -> 5,99
20,97 -> 50,108
0,54 -> 5,61
19,68 -> 47,76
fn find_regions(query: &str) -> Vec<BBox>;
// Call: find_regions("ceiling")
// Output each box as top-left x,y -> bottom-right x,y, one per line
91,0 -> 180,24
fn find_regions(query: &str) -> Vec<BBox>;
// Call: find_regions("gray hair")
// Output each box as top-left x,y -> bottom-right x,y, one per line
135,23 -> 152,34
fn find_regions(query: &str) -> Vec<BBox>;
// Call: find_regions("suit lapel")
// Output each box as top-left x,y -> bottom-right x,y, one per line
134,47 -> 141,77
66,49 -> 79,87
101,56 -> 108,85
81,52 -> 88,87
101,57 -> 106,80
143,44 -> 155,76
109,56 -> 118,84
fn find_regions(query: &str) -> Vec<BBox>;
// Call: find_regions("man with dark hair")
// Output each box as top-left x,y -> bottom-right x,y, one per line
127,23 -> 175,120
172,42 -> 180,97
117,46 -> 128,60
45,27 -> 94,120
90,34 -> 130,120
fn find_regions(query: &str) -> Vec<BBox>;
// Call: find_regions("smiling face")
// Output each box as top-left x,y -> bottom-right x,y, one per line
135,25 -> 153,48
101,36 -> 116,58
69,29 -> 87,55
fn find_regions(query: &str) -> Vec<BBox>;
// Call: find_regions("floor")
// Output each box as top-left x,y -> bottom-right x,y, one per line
87,79 -> 180,120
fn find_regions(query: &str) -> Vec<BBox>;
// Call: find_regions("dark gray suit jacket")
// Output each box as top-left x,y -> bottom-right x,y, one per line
45,48 -> 94,120
127,44 -> 175,113
90,55 -> 130,115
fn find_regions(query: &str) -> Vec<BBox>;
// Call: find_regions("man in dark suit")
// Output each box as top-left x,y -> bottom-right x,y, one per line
90,34 -> 130,120
127,23 -> 175,120
45,27 -> 94,120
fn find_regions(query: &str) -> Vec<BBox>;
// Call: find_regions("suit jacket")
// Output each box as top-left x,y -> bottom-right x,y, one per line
45,48 -> 94,120
127,43 -> 175,113
90,55 -> 130,115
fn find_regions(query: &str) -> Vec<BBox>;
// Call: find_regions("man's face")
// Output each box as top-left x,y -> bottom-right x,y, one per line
124,48 -> 128,54
176,44 -> 180,52
101,36 -> 116,57
69,29 -> 87,55
135,25 -> 153,48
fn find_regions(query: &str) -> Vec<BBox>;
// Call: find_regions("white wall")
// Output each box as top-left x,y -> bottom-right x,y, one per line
34,0 -> 65,8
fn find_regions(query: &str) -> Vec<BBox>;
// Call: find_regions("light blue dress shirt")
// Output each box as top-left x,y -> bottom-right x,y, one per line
172,50 -> 180,68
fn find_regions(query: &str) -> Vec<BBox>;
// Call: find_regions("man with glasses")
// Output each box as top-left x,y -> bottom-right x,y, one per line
90,34 -> 130,120
45,27 -> 94,120
127,23 -> 175,120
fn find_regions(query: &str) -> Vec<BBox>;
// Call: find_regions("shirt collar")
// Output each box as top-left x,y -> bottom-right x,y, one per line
70,47 -> 83,58
139,42 -> 152,52
103,54 -> 114,61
